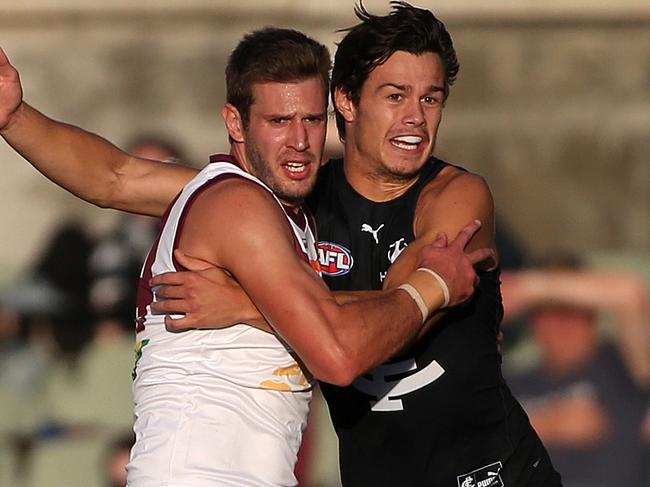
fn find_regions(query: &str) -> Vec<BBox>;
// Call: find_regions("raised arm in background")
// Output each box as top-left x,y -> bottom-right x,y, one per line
502,267 -> 650,387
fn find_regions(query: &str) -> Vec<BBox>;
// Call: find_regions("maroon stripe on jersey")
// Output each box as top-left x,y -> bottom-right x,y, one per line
281,203 -> 307,231
293,237 -> 311,265
171,173 -> 244,271
209,153 -> 239,168
173,169 -> 312,268
135,192 -> 182,333
278,204 -> 315,265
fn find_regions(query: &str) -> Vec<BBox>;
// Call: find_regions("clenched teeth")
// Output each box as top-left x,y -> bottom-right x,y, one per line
391,135 -> 423,151
286,162 -> 306,173
393,136 -> 423,144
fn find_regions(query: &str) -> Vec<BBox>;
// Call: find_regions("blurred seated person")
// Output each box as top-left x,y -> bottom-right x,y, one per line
502,253 -> 650,487
88,133 -> 188,334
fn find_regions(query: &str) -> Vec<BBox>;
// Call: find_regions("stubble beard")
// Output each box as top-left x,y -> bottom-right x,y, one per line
245,141 -> 311,206
377,162 -> 422,184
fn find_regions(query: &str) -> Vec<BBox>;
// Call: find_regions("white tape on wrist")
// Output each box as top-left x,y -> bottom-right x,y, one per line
416,268 -> 451,308
397,283 -> 428,323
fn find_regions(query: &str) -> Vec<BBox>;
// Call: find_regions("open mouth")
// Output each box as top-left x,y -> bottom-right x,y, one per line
285,161 -> 308,173
390,135 -> 424,151
282,160 -> 312,179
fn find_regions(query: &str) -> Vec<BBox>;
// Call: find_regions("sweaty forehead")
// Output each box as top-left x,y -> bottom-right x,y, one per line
250,79 -> 327,114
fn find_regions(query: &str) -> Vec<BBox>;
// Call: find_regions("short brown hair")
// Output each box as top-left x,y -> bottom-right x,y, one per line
226,27 -> 332,127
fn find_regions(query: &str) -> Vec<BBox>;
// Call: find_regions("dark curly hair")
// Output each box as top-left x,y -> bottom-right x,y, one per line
332,1 -> 459,140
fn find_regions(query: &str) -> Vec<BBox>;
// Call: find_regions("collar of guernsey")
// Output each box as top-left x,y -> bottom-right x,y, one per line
209,154 -> 321,276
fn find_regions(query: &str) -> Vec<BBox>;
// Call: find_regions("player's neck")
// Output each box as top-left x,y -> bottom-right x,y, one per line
230,144 -> 303,210
229,144 -> 247,171
343,152 -> 419,203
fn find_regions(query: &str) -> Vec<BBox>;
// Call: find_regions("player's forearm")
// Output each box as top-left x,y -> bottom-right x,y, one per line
1,101 -> 129,208
319,222 -> 487,381
294,288 -> 425,386
342,288 -> 426,367
334,289 -> 444,340
332,290 -> 382,304
2,101 -> 194,216
314,280 -> 447,385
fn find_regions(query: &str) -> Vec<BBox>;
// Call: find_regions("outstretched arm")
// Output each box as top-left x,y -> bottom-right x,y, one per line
0,48 -> 196,216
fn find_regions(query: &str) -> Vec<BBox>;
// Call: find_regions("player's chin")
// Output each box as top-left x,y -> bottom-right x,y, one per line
384,162 -> 423,181
277,182 -> 315,205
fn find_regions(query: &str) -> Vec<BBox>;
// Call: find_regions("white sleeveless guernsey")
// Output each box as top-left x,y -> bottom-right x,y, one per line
127,157 -> 319,487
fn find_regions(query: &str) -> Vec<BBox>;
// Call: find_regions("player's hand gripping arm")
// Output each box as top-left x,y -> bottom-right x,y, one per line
0,48 -> 196,216
151,220 -> 491,332
175,179 -> 490,386
151,249 -> 379,330
151,249 -> 273,332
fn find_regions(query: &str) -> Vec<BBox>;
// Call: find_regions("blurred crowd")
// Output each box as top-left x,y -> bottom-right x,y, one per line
0,135 -> 182,487
1,138 -> 648,487
498,226 -> 650,487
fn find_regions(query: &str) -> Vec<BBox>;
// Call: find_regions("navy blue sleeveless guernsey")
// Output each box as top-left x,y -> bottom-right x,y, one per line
307,157 -> 562,487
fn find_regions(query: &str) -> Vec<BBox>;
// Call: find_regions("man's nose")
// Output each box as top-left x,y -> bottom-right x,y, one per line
403,99 -> 426,127
288,121 -> 309,151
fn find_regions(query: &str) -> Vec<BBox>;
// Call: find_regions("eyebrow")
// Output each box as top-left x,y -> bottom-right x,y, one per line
303,110 -> 327,118
263,110 -> 327,119
377,82 -> 445,93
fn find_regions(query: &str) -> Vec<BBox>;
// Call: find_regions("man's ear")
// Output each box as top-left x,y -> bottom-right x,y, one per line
334,87 -> 356,124
222,103 -> 245,143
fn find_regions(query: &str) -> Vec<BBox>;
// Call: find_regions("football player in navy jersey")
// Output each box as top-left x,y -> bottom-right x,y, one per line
302,4 -> 561,485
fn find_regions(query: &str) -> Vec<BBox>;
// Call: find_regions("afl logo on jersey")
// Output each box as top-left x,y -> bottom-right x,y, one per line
317,242 -> 354,276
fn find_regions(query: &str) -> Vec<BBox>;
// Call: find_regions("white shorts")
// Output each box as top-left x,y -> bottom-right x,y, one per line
127,376 -> 311,486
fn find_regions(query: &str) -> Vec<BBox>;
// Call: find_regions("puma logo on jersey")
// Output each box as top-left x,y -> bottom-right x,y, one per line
387,238 -> 407,263
361,223 -> 384,244
353,358 -> 445,411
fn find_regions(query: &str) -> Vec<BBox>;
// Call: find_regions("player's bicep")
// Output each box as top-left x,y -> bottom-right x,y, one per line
415,172 -> 495,252
179,181 -> 341,364
224,203 -> 349,370
115,156 -> 198,216
383,172 -> 496,290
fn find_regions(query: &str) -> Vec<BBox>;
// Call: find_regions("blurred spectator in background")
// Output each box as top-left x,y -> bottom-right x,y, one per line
0,134 -> 187,486
88,133 -> 187,336
502,253 -> 650,487
103,432 -> 134,487
0,220 -> 94,390
30,221 -> 94,362
0,303 -> 51,485
0,221 -> 97,486
495,217 -> 529,271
